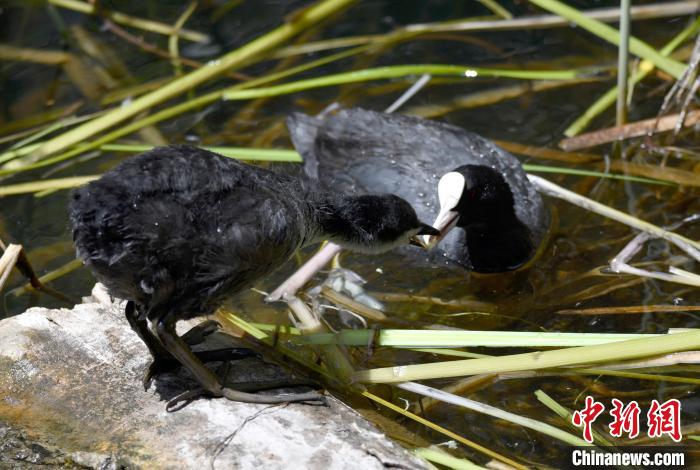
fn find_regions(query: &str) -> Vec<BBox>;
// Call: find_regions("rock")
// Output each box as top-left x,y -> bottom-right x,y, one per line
0,285 -> 425,469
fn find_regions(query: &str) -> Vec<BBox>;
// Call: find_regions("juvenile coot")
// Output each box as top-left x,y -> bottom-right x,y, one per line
288,108 -> 548,272
69,144 -> 437,405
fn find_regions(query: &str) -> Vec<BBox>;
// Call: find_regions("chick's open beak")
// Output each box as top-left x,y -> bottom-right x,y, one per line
409,224 -> 440,249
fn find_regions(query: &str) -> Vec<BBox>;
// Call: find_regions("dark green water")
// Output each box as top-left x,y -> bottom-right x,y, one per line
1,1 -> 699,467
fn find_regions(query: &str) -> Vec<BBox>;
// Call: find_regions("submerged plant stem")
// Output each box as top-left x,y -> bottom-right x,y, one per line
565,17 -> 700,136
398,382 -> 593,447
47,0 -> 210,43
32,0 -> 357,160
361,391 -> 527,470
529,0 -> 686,79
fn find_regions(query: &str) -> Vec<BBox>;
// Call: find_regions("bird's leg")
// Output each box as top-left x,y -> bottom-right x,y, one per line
151,310 -> 325,408
126,303 -> 256,389
125,301 -> 179,389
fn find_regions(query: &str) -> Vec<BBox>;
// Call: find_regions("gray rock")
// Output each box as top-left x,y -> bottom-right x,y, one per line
0,284 -> 425,469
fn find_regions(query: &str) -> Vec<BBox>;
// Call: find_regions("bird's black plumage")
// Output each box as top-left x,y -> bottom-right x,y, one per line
287,108 -> 549,272
69,144 -> 433,404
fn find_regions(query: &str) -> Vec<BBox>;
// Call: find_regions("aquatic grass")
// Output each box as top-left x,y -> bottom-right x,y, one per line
9,258 -> 83,298
0,103 -> 83,141
30,0 -> 357,160
557,305 -> 700,315
0,243 -> 22,292
535,390 -> 615,447
2,146 -> 679,192
221,64 -> 595,101
353,329 -> 700,383
0,147 -> 300,196
398,381 -> 593,447
273,2 -> 698,58
528,175 -> 700,254
561,110 -> 700,152
47,0 -> 210,43
0,47 -> 368,175
476,0 -> 512,20
528,0 -> 687,79
0,44 -> 71,65
615,0 -> 631,127
406,77 -> 604,119
521,164 -> 672,186
565,16 -> 700,136
0,239 -> 73,302
216,310 -> 328,377
0,144 -> 300,179
361,391 -> 527,470
294,328 -> 656,348
0,175 -> 99,197
605,160 -> 700,187
573,368 -> 700,386
413,447 -> 485,470
167,2 -> 198,76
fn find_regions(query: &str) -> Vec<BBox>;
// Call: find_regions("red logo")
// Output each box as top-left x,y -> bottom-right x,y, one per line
609,399 -> 640,439
647,399 -> 682,442
572,396 -> 605,443
573,397 -> 682,443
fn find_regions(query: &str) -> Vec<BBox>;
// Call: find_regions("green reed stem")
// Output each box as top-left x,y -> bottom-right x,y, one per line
529,0 -> 686,79
32,0 -> 357,160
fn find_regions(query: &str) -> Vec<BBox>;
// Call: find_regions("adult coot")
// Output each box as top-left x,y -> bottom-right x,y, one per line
69,144 -> 437,405
288,107 -> 548,273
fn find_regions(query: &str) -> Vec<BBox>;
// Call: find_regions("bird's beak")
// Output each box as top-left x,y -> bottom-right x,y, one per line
421,171 -> 465,249
409,224 -> 440,249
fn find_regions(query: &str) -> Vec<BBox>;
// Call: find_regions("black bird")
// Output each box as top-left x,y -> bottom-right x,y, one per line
288,107 -> 548,273
69,144 -> 437,405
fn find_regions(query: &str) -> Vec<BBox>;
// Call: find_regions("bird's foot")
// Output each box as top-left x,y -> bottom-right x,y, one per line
325,268 -> 385,311
164,384 -> 326,411
142,347 -> 261,391
219,386 -> 327,406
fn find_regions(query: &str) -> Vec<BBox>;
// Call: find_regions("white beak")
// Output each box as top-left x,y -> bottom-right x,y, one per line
422,171 -> 465,249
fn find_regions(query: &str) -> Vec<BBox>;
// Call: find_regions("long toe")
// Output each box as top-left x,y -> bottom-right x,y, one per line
221,387 -> 327,405
222,377 -> 321,393
195,347 -> 261,362
165,388 -> 210,412
181,320 -> 221,346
